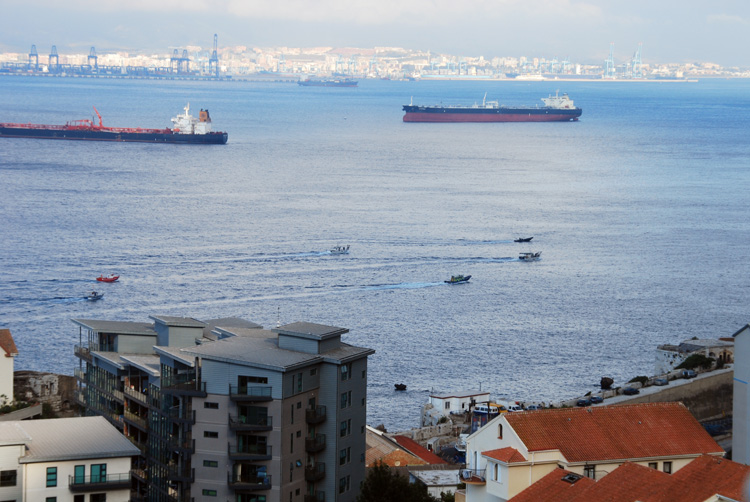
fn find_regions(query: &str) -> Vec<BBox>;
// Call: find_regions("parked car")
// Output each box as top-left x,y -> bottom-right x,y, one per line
682,369 -> 697,379
589,396 -> 603,404
576,398 -> 592,407
623,387 -> 640,395
526,405 -> 542,411
654,378 -> 669,386
506,404 -> 524,412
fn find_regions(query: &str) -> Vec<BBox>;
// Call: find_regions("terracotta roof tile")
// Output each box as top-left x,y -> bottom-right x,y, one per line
376,449 -> 427,467
510,469 -> 595,502
655,454 -> 750,501
0,329 -> 18,357
392,436 -> 448,465
574,462 -> 672,501
483,447 -> 527,463
504,402 -> 722,462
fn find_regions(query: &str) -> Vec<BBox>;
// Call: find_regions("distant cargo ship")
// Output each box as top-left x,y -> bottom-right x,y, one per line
402,92 -> 582,123
0,104 -> 228,144
298,78 -> 358,87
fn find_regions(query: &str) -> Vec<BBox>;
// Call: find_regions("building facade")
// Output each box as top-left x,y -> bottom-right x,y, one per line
72,315 -> 374,502
732,324 -> 750,464
0,329 -> 18,403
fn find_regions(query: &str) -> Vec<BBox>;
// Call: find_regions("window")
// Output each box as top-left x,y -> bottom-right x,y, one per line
340,419 -> 351,437
203,460 -> 218,468
297,372 -> 303,392
204,402 -> 219,409
498,424 -> 503,439
202,489 -> 217,496
291,433 -> 294,453
341,363 -> 351,381
310,368 -> 317,376
90,464 -> 106,484
74,495 -> 85,502
46,498 -> 56,502
241,376 -> 268,384
90,495 -> 106,502
291,405 -> 294,424
648,462 -> 658,469
46,467 -> 57,487
0,470 -> 17,487
663,461 -> 672,474
362,369 -> 366,378
584,465 -> 595,479
204,431 -> 219,438
297,401 -> 301,409
340,391 -> 351,409
296,430 -> 301,438
339,475 -> 350,494
445,402 -> 451,409
361,397 -> 365,406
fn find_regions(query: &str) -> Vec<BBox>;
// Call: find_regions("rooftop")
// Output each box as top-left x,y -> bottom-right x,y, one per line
72,319 -> 156,336
0,329 -> 18,357
150,315 -> 206,328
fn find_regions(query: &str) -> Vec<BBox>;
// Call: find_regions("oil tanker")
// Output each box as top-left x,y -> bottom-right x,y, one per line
0,104 -> 228,144
402,92 -> 582,123
298,78 -> 358,87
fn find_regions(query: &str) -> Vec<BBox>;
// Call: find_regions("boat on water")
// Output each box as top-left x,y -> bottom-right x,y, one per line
85,291 -> 104,301
96,274 -> 119,283
330,245 -> 350,255
0,104 -> 228,144
514,237 -> 533,243
298,78 -> 358,87
519,252 -> 542,261
402,92 -> 582,123
445,275 -> 471,284
394,383 -> 407,391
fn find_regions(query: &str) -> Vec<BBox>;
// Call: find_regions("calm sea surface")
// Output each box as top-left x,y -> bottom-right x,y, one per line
1,76 -> 749,431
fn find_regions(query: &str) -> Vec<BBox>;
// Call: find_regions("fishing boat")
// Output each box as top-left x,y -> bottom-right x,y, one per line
85,291 -> 104,301
330,245 -> 350,255
519,252 -> 542,261
514,237 -> 533,243
96,274 -> 119,283
445,275 -> 471,284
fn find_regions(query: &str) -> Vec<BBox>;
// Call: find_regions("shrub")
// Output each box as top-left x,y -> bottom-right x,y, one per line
676,354 -> 714,370
628,376 -> 649,385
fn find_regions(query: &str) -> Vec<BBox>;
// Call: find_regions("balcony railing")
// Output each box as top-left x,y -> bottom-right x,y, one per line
229,414 -> 273,432
74,368 -> 87,381
162,375 -> 206,396
168,437 -> 195,453
69,472 -> 131,492
305,434 -> 326,453
305,405 -> 326,424
74,344 -> 91,361
127,436 -> 148,455
227,473 -> 272,491
304,491 -> 325,502
460,468 -> 486,485
167,464 -> 194,482
228,443 -> 272,461
124,410 -> 148,430
305,462 -> 325,482
124,386 -> 149,405
229,385 -> 273,402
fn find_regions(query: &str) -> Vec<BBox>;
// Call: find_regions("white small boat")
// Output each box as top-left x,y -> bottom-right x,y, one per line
330,245 -> 350,255
519,251 -> 542,261
85,291 -> 104,301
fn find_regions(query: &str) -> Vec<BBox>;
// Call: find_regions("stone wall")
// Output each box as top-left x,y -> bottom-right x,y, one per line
13,371 -> 78,416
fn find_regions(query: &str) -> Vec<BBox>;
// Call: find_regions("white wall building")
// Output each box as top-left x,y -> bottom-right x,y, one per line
0,329 -> 18,404
732,324 -> 750,464
655,338 -> 734,375
0,416 -> 139,502
429,390 -> 490,417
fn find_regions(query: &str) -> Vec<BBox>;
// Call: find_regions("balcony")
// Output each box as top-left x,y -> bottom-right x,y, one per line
227,473 -> 272,491
305,463 -> 325,482
166,406 -> 196,424
127,436 -> 148,455
305,405 -> 326,424
124,386 -> 149,406
459,468 -> 486,485
305,434 -> 326,453
228,443 -> 272,461
229,385 -> 273,402
229,414 -> 273,432
304,491 -> 325,502
71,390 -> 87,407
124,410 -> 148,430
168,437 -> 195,453
161,375 -> 206,397
74,368 -> 87,381
69,472 -> 131,492
74,344 -> 91,361
167,464 -> 194,482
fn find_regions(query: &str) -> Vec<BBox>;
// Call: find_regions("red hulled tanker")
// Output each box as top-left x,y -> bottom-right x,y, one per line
402,92 -> 582,123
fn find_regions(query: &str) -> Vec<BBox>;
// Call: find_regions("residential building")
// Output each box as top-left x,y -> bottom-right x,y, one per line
426,390 -> 490,423
72,315 -> 374,502
510,455 -> 750,502
0,329 -> 18,403
655,338 -> 734,375
732,324 -> 750,464
0,416 -> 139,502
463,402 -> 724,502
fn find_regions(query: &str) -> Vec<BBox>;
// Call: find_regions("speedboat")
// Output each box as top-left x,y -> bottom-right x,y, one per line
330,245 -> 350,255
445,275 -> 471,284
85,291 -> 104,301
514,237 -> 533,243
519,252 -> 542,261
96,274 -> 119,283
394,383 -> 407,391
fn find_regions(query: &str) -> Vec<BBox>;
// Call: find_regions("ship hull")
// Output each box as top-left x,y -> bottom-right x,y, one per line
298,80 -> 358,87
402,106 -> 581,123
0,126 -> 228,144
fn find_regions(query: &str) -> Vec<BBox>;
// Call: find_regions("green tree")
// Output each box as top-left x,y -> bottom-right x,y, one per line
357,462 -> 438,502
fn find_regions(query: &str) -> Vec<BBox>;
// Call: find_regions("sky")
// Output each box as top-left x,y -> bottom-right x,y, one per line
2,0 -> 749,66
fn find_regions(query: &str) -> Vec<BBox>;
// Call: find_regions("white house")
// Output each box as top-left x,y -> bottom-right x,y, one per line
732,324 -> 750,464
655,338 -> 734,375
0,329 -> 18,404
428,390 -> 490,417
0,416 -> 140,502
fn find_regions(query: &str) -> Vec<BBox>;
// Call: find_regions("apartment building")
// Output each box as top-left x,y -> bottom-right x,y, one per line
0,416 -> 139,502
72,315 -> 374,502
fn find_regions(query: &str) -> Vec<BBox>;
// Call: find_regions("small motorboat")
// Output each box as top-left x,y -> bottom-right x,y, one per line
96,274 -> 120,283
394,383 -> 407,391
514,237 -> 533,243
519,251 -> 542,261
445,275 -> 471,284
85,291 -> 104,301
330,245 -> 350,255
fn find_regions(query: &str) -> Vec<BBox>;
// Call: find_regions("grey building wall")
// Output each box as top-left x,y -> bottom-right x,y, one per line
116,334 -> 157,353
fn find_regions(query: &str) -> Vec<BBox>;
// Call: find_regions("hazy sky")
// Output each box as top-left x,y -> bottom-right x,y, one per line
2,0 -> 749,66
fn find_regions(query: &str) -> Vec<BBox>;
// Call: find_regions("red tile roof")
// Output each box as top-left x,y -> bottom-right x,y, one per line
510,469 -> 595,502
392,436 -> 448,465
504,402 -> 723,462
483,447 -> 526,463
0,329 -> 18,357
655,454 -> 750,501
573,462 -> 672,501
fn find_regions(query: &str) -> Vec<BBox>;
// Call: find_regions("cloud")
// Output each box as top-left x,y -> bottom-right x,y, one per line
707,13 -> 749,25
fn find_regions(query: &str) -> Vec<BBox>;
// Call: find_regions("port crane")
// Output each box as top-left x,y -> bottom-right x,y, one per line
604,43 -> 615,78
208,34 -> 219,77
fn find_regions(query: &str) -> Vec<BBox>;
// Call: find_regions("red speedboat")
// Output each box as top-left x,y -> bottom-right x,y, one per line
96,274 -> 119,283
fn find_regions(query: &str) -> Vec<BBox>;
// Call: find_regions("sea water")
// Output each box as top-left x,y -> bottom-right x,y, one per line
1,76 -> 749,431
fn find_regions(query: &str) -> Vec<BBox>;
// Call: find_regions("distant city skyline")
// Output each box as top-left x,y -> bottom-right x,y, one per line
2,0 -> 749,67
